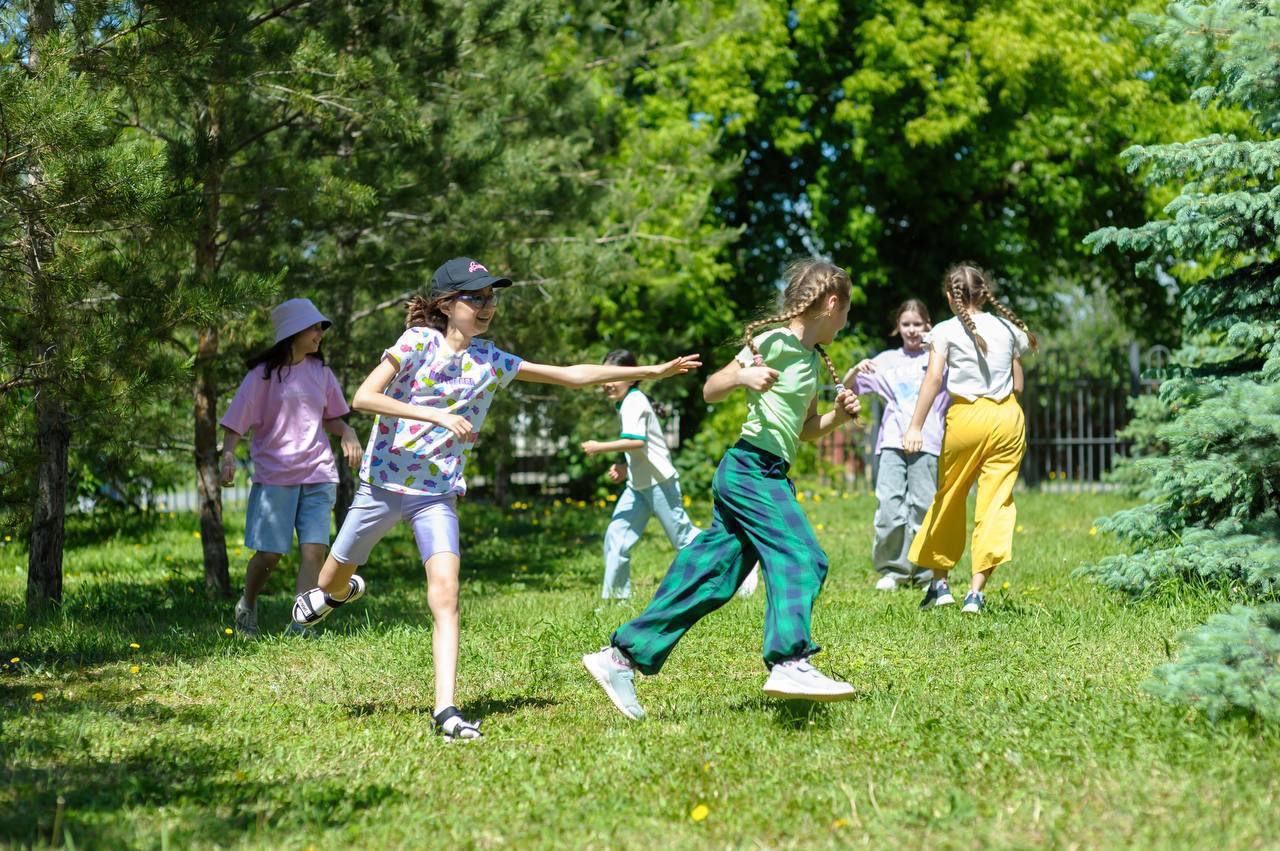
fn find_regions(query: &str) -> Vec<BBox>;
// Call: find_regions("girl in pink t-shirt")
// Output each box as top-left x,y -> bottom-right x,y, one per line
219,298 -> 363,639
290,257 -> 700,742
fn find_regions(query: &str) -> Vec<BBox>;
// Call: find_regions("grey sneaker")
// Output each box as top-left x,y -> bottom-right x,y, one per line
234,597 -> 259,638
961,591 -> 986,614
919,579 -> 956,610
763,657 -> 855,702
582,647 -> 645,720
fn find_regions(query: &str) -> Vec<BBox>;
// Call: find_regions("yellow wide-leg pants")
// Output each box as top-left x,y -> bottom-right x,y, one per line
908,395 -> 1025,574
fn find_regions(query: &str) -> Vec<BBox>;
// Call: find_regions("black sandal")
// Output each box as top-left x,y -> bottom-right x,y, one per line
433,706 -> 483,743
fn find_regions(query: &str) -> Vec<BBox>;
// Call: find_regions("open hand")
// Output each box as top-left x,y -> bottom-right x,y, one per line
432,413 -> 473,440
903,426 -> 924,454
653,354 -> 703,380
739,365 -> 780,393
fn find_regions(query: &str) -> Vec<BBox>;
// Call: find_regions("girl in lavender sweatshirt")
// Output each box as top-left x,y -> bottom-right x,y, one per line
843,299 -> 949,590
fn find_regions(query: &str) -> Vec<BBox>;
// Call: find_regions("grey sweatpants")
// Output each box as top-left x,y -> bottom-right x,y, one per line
873,448 -> 938,584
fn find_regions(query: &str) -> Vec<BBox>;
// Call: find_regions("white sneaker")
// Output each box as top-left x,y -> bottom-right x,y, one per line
737,564 -> 761,598
582,647 -> 646,720
763,657 -> 855,702
874,575 -> 901,591
234,597 -> 258,638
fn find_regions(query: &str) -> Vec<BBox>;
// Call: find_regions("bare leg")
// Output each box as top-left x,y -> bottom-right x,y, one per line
316,553 -> 358,598
242,552 -> 282,605
425,552 -> 462,714
970,568 -> 990,594
296,543 -> 327,595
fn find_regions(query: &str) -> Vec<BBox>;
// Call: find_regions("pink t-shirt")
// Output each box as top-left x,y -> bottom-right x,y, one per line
220,357 -> 350,485
853,347 -> 949,457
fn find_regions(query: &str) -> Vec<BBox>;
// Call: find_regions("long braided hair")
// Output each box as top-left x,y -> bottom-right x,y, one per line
743,258 -> 850,386
942,264 -> 1039,355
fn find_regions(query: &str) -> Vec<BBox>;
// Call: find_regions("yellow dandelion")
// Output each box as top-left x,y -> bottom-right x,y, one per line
224,627 -> 234,635
1015,525 -> 1024,533
682,495 -> 691,507
796,492 -> 807,502
703,761 -> 711,772
3,535 -> 10,542
9,657 -> 18,664
832,818 -> 849,829
32,692 -> 44,702
813,493 -> 822,503
1089,526 -> 1098,536
607,494 -> 617,502
192,531 -> 201,539
130,665 -> 140,674
15,624 -> 23,630
842,493 -> 851,500
553,500 -> 562,508
168,512 -> 175,519
234,769 -> 247,782
1048,471 -> 1056,480
1002,581 -> 1010,590
690,804 -> 709,822
129,643 -> 140,650
815,523 -> 825,531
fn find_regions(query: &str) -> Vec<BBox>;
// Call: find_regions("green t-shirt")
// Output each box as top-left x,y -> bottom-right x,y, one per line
734,328 -> 821,464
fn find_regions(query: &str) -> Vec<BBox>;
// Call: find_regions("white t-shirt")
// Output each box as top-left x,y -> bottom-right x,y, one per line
927,313 -> 1029,401
617,388 -> 677,489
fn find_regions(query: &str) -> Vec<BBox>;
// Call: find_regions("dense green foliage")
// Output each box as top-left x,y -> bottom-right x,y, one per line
1080,0 -> 1280,721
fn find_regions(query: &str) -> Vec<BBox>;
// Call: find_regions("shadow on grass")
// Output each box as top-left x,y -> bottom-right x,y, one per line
1,679 -> 403,848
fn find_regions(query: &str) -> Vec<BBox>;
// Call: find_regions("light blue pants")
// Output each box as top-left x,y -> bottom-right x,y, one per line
603,477 -> 700,599
873,448 -> 938,584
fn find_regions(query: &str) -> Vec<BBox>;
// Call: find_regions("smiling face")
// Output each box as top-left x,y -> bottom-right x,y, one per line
289,322 -> 326,361
896,309 -> 929,351
441,286 -> 499,336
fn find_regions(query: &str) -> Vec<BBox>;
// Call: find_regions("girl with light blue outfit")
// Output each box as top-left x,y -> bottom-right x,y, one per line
581,350 -> 721,600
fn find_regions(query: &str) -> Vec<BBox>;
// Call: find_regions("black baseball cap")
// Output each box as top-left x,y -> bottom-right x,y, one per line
429,257 -> 513,294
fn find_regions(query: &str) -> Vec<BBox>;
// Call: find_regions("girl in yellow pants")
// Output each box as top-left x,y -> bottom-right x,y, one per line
903,264 -> 1038,614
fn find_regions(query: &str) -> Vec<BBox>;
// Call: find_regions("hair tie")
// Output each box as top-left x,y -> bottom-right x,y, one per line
752,355 -> 765,367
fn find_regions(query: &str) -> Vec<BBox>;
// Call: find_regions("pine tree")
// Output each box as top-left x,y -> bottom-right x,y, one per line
1081,0 -> 1280,719
0,2 -> 205,609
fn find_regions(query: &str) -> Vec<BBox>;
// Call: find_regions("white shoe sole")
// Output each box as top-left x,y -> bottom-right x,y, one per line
961,604 -> 983,614
582,654 -> 644,720
763,684 -> 856,702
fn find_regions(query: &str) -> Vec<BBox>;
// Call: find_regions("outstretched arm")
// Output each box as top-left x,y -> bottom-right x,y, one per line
902,349 -> 946,453
517,354 -> 701,388
582,438 -> 646,455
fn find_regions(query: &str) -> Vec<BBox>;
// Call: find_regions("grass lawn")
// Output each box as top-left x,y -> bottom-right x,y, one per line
1,488 -> 1276,849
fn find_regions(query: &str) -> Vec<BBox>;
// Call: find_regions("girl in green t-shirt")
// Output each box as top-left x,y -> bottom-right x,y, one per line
583,259 -> 864,720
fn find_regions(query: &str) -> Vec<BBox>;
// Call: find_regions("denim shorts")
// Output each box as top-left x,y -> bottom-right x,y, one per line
330,482 -> 460,566
244,482 -> 338,555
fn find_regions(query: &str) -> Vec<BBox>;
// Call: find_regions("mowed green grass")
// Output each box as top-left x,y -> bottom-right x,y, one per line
1,489 -> 1276,849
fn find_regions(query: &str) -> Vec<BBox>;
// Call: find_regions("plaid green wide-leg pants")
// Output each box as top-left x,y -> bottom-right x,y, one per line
611,440 -> 829,674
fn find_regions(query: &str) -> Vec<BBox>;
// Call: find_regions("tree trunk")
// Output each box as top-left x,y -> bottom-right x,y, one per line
194,97 -> 231,598
27,392 -> 68,611
24,0 -> 65,613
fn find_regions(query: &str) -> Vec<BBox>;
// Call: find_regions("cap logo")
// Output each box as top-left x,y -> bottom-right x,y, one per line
468,261 -> 488,274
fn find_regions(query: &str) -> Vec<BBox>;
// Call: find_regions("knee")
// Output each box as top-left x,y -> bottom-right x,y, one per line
256,552 -> 282,569
427,575 -> 460,615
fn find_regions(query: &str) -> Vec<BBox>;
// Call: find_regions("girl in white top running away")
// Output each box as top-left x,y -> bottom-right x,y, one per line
903,263 -> 1038,615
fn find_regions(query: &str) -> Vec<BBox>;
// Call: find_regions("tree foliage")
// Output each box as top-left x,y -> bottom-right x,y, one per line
1078,0 -> 1280,722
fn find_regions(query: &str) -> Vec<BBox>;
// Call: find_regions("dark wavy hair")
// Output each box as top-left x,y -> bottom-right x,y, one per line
246,331 -> 325,382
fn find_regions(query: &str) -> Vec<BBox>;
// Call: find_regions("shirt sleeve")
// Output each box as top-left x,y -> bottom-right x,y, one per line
853,351 -> 891,397
489,344 -> 524,388
322,367 -> 351,419
618,394 -> 648,441
926,324 -> 949,357
219,368 -> 264,435
1012,324 -> 1030,357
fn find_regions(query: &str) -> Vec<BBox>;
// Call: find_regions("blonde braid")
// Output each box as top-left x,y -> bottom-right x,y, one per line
743,304 -> 809,363
946,268 -> 988,355
984,293 -> 1040,353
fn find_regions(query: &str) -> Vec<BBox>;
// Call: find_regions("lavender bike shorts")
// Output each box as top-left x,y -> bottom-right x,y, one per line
330,482 -> 460,566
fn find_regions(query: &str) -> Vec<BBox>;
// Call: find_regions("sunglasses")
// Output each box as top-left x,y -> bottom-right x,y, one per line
454,292 -> 500,310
